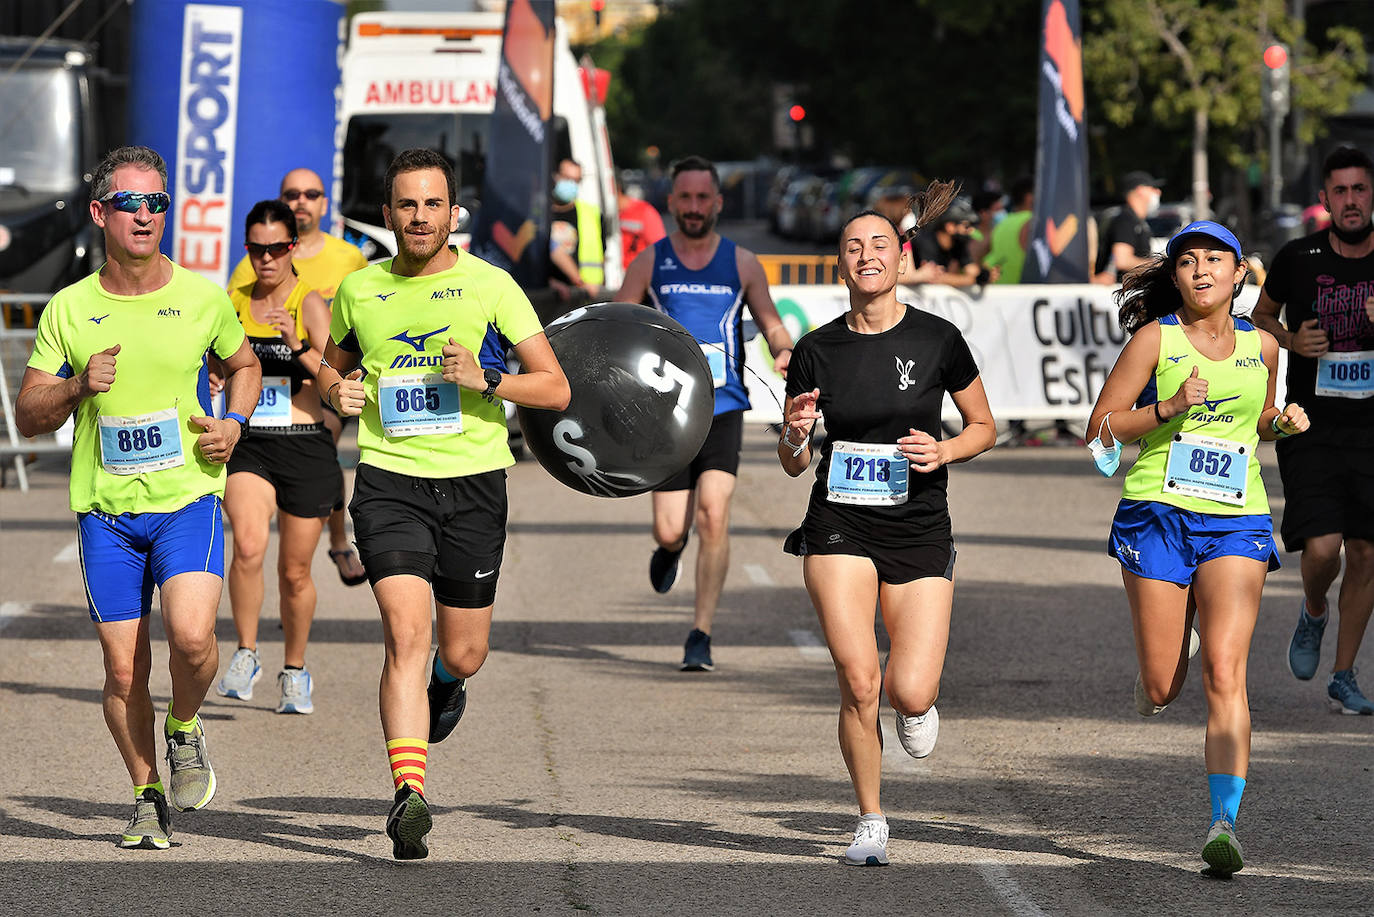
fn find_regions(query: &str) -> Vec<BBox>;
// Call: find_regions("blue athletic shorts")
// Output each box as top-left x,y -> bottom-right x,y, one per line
1108,499 -> 1279,585
76,494 -> 225,622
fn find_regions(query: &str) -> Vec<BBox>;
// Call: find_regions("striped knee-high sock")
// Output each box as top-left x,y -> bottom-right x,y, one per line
387,738 -> 428,795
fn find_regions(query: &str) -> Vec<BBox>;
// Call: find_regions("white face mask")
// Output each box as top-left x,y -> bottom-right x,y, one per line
1086,414 -> 1121,477
1146,189 -> 1162,217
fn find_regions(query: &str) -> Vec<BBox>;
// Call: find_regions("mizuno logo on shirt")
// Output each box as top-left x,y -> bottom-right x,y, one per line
89,314 -> 110,324
658,283 -> 732,295
431,287 -> 462,300
389,354 -> 444,370
1165,354 -> 1185,364
895,357 -> 916,391
1201,394 -> 1240,413
390,325 -> 449,352
377,291 -> 397,301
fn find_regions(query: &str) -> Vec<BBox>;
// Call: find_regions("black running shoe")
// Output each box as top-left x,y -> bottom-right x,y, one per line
427,666 -> 467,744
385,785 -> 432,860
681,628 -> 714,671
650,537 -> 687,593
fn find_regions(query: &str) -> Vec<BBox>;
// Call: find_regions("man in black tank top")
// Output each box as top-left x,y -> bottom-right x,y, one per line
1253,146 -> 1374,715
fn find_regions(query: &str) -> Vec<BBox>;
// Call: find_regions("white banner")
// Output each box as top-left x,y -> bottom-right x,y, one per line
742,283 -> 1267,425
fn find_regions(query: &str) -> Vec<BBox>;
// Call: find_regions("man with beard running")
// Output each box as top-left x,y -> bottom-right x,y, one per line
315,149 -> 570,858
615,155 -> 794,672
1253,146 -> 1374,714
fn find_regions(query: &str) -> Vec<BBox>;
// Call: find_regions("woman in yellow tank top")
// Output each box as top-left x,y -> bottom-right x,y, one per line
216,199 -> 336,716
1086,221 -> 1308,876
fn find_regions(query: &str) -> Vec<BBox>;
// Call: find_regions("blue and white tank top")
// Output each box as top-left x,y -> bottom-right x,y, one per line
648,237 -> 749,414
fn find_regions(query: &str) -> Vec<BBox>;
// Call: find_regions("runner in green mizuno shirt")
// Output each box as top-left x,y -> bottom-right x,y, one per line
315,149 -> 569,861
15,146 -> 262,852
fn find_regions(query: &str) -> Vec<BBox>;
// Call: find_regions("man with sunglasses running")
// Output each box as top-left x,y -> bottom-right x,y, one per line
227,169 -> 371,589
16,145 -> 262,850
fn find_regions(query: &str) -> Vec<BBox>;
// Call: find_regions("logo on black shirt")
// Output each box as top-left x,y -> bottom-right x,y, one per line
390,325 -> 450,352
895,357 -> 916,391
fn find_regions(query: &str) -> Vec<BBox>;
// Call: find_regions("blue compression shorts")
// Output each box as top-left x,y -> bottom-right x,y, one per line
76,494 -> 224,622
1108,499 -> 1279,585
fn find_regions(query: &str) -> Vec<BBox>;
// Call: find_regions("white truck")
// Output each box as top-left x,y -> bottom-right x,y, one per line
338,10 -> 621,289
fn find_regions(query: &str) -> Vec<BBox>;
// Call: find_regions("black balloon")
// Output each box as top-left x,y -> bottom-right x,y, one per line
518,302 -> 715,497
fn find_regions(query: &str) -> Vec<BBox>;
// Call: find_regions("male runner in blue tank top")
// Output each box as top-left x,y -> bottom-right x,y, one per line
616,155 -> 794,670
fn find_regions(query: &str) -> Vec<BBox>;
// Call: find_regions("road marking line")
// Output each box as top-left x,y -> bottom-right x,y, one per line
55,539 -> 79,563
0,601 -> 30,634
744,563 -> 773,585
976,861 -> 1048,917
788,628 -> 830,662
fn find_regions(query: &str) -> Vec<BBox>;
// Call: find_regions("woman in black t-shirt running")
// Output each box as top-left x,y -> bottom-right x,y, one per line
779,200 -> 995,867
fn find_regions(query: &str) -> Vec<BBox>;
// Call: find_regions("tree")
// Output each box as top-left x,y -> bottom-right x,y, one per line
1084,0 -> 1365,219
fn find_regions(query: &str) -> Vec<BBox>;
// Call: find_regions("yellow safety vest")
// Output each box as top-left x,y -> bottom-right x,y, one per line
573,199 -> 605,286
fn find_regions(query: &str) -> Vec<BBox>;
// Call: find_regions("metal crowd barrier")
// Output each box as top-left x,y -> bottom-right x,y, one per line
757,255 -> 842,286
1,293 -> 65,491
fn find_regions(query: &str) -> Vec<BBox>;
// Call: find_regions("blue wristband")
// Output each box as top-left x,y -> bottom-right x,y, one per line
224,412 -> 248,428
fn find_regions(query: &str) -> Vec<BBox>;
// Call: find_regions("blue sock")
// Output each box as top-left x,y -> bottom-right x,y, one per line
1207,773 -> 1246,824
433,655 -> 460,684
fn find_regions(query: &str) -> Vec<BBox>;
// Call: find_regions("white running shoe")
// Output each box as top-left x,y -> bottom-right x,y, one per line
843,814 -> 889,866
276,668 -> 314,715
895,704 -> 939,758
1134,628 -> 1201,717
216,647 -> 261,700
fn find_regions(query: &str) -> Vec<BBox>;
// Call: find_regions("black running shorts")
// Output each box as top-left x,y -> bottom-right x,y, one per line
656,409 -> 744,492
227,424 -> 342,519
1276,424 -> 1374,552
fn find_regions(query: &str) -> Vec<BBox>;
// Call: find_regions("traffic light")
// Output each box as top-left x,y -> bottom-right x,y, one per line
591,0 -> 605,29
1264,42 -> 1290,117
788,104 -> 806,122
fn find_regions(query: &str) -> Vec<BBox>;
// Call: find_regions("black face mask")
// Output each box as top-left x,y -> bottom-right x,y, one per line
1331,220 -> 1373,245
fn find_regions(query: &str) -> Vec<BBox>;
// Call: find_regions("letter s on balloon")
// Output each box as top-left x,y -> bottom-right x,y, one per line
636,353 -> 695,425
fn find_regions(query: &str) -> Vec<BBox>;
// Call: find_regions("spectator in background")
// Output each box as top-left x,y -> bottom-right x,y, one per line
617,175 -> 667,273
968,190 -> 1006,264
548,158 -> 606,301
1094,170 -> 1163,284
988,177 -> 1034,284
910,198 -> 998,287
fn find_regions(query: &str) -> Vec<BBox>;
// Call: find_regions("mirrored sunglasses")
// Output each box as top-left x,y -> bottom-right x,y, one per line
244,240 -> 298,258
99,190 -> 171,214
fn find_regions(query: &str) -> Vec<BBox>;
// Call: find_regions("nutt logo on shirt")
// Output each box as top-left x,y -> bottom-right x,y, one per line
158,307 -> 181,317
430,287 -> 462,300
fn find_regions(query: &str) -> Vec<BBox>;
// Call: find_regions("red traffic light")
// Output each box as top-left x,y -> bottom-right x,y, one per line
788,104 -> 806,122
1264,44 -> 1288,69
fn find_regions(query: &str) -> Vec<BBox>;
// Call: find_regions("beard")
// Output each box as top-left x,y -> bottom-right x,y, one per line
1332,211 -> 1373,245
396,224 -> 447,262
676,210 -> 717,239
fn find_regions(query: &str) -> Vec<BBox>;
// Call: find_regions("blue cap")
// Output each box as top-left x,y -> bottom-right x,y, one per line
1166,220 -> 1243,259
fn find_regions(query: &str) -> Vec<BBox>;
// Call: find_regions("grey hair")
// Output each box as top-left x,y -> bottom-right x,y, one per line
91,146 -> 168,200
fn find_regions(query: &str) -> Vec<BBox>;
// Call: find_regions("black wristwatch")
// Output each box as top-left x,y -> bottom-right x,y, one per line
481,367 -> 501,402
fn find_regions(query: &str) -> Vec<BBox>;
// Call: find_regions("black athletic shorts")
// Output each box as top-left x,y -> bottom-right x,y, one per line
1276,424 -> 1374,552
783,498 -> 955,585
656,409 -> 744,492
349,464 -> 507,605
227,424 -> 341,519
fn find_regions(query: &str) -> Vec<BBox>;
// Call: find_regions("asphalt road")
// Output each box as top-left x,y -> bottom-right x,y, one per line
0,428 -> 1369,916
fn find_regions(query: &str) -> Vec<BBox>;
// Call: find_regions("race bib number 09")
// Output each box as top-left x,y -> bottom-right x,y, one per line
378,373 -> 462,437
98,407 -> 185,475
253,376 -> 292,428
826,441 -> 909,506
1164,431 -> 1247,506
1315,350 -> 1374,399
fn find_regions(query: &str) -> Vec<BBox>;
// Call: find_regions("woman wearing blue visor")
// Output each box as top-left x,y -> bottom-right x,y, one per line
1086,220 -> 1308,875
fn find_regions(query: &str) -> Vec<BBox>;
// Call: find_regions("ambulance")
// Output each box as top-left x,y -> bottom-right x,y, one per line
338,11 -> 621,288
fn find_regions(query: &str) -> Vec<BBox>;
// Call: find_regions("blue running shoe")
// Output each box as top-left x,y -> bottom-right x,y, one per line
1328,669 -> 1374,715
1287,602 -> 1327,681
681,628 -> 713,671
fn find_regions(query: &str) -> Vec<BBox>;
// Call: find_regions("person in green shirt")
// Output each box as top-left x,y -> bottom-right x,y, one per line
316,149 -> 570,860
987,177 -> 1034,284
16,145 -> 262,850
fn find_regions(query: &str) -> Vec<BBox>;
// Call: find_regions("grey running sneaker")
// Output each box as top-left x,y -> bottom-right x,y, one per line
1202,818 -> 1244,875
1328,668 -> 1374,715
681,628 -> 713,671
427,665 -> 467,744
895,704 -> 939,758
1135,627 -> 1201,716
1287,602 -> 1327,681
842,814 -> 889,866
165,720 -> 217,812
276,668 -> 314,715
119,787 -> 171,850
385,785 -> 432,860
216,647 -> 261,700
650,536 -> 687,593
